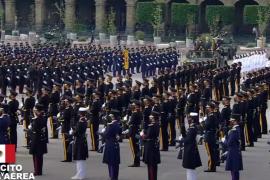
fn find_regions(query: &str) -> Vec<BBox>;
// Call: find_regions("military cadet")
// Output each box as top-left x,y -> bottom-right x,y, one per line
259,84 -> 268,134
230,64 -> 236,96
220,96 -> 232,137
63,81 -> 73,97
176,88 -> 186,135
132,81 -> 142,101
224,114 -> 243,180
102,110 -> 122,180
8,90 -> 19,150
22,87 -> 36,147
235,62 -> 242,93
142,111 -> 161,180
49,83 -> 61,139
127,100 -> 142,167
186,85 -> 197,115
158,93 -> 169,151
204,102 -> 217,172
0,104 -> 10,144
71,106 -> 89,180
182,113 -> 202,180
246,90 -> 255,147
89,92 -> 102,151
143,97 -> 152,131
149,80 -> 158,97
253,88 -> 262,140
29,103 -> 48,176
38,86 -> 51,116
72,94 -> 85,129
201,80 -> 212,114
232,93 -> 245,151
168,93 -> 177,146
60,96 -> 73,162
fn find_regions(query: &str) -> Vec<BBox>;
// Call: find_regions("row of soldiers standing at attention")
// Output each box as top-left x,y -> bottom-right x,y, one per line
0,43 -> 269,179
0,43 -> 179,96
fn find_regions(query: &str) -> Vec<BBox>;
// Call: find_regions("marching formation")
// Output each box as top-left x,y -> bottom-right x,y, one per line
0,43 -> 269,180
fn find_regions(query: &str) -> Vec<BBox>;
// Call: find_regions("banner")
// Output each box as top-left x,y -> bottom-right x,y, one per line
123,49 -> 129,70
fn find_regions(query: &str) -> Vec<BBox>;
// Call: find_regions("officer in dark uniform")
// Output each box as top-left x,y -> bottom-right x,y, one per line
60,96 -> 73,162
220,97 -> 231,137
168,94 -> 177,146
160,93 -> 169,151
143,97 -> 152,131
246,90 -> 255,147
8,90 -> 19,150
72,94 -> 84,129
182,113 -> 202,179
232,93 -> 245,151
176,88 -> 186,135
0,104 -> 10,144
48,83 -> 61,139
29,103 -> 48,176
128,100 -> 142,167
90,92 -> 102,151
63,81 -> 73,97
71,107 -> 89,179
22,87 -> 36,147
224,114 -> 243,180
142,111 -> 161,180
102,110 -> 122,180
204,103 -> 217,172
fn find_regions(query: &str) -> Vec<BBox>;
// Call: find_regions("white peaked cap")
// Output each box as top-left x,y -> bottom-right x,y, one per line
79,107 -> 89,112
190,112 -> 198,117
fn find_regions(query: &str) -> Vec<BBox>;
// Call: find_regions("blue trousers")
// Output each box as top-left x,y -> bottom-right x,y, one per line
231,171 -> 239,180
108,164 -> 119,180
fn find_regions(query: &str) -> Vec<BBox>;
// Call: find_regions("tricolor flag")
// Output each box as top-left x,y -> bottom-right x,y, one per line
0,144 -> 16,163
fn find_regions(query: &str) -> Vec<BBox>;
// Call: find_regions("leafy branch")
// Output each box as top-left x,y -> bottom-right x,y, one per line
152,2 -> 163,37
257,5 -> 270,37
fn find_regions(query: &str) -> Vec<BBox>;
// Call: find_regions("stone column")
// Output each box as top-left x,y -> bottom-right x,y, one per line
126,0 -> 136,34
164,0 -> 171,35
65,0 -> 76,32
95,0 -> 106,33
35,0 -> 46,31
5,0 -> 16,30
220,0 -> 236,6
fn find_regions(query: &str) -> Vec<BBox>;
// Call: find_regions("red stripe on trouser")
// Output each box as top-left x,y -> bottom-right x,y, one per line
5,144 -> 16,163
149,165 -> 154,180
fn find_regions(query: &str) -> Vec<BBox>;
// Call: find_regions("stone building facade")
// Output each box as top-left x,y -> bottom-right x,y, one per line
0,0 -> 268,34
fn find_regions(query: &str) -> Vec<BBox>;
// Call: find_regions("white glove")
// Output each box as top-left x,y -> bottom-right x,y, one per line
140,130 -> 144,137
57,113 -> 61,119
199,118 -> 204,123
69,129 -> 73,135
122,129 -> 129,135
101,128 -> 106,134
28,125 -> 32,129
178,135 -> 183,140
221,137 -> 226,143
123,115 -> 128,121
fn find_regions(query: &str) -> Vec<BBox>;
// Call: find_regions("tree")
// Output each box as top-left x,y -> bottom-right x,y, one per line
152,1 -> 163,37
257,5 -> 270,37
186,13 -> 195,38
106,8 -> 117,35
208,15 -> 221,37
